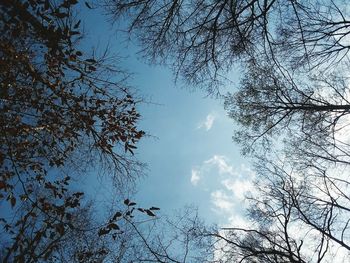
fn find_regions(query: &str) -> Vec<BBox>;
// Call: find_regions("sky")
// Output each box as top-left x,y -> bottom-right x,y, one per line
81,4 -> 254,227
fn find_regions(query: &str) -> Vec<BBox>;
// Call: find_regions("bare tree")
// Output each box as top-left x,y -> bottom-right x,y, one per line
106,0 -> 350,162
105,1 -> 350,262
204,155 -> 350,262
106,1 -> 350,86
225,59 -> 350,158
108,206 -> 214,263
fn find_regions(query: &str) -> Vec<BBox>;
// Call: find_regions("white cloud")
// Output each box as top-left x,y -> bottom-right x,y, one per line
221,178 -> 254,200
189,155 -> 235,187
211,190 -> 234,212
204,155 -> 235,175
190,155 -> 256,227
190,169 -> 201,186
198,113 -> 216,131
227,215 -> 251,229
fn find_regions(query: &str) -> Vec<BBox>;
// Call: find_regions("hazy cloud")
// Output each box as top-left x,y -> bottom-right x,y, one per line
227,215 -> 251,229
211,190 -> 234,212
190,168 -> 201,186
198,113 -> 216,131
221,178 -> 254,200
204,155 -> 235,175
190,155 -> 255,225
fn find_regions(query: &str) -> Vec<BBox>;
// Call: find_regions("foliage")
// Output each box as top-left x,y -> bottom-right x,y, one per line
0,0 -> 146,261
44,200 -> 160,263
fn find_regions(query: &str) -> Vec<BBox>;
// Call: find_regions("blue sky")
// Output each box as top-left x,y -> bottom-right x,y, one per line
134,69 -> 254,226
81,4 -> 254,227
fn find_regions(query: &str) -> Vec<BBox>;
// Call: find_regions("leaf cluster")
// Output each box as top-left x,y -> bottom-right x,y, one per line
0,0 -> 145,261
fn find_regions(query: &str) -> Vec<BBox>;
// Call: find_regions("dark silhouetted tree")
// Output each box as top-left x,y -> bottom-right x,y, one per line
105,0 -> 350,171
106,1 -> 350,262
105,1 -> 350,87
202,155 -> 350,262
0,0 -> 145,261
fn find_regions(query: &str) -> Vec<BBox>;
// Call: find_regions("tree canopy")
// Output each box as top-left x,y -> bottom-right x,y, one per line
106,0 -> 350,261
2,0 -> 350,262
0,0 -> 147,261
105,0 -> 350,164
